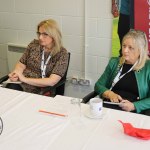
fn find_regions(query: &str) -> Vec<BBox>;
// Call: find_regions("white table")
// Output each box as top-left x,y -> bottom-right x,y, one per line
0,87 -> 150,150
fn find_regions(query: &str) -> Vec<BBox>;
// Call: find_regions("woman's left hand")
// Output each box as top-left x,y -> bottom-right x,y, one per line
119,100 -> 135,112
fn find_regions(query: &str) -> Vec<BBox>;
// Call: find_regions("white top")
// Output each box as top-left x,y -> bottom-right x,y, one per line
0,88 -> 150,150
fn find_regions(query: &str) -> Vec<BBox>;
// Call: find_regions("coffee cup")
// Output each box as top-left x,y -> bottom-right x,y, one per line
89,98 -> 103,116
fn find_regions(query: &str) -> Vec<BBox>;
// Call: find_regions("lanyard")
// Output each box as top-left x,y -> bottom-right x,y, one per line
110,61 -> 138,90
41,50 -> 51,78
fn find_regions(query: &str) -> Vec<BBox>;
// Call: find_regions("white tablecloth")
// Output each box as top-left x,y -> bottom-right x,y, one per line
0,87 -> 150,150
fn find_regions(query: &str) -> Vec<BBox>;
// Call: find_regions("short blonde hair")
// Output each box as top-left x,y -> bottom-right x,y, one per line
37,19 -> 62,56
121,29 -> 149,71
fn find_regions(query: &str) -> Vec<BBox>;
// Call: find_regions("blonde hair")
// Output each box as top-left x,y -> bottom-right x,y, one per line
121,29 -> 149,71
37,19 -> 62,56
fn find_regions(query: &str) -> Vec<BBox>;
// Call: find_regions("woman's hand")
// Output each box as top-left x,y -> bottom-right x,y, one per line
103,90 -> 123,103
9,72 -> 19,82
8,62 -> 26,82
119,100 -> 135,112
108,91 -> 122,103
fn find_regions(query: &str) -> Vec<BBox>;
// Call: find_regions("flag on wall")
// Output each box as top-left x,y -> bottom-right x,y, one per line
112,18 -> 120,57
134,0 -> 150,55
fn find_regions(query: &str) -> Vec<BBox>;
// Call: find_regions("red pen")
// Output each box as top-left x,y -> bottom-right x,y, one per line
39,110 -> 68,117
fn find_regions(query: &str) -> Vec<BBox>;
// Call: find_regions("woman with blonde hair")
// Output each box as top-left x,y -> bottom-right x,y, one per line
8,19 -> 69,96
95,29 -> 150,115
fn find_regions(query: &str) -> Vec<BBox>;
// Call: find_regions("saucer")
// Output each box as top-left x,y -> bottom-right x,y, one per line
84,108 -> 104,119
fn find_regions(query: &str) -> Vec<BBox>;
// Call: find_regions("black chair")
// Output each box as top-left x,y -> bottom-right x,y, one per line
0,52 -> 71,97
82,91 -> 98,103
0,75 -> 9,84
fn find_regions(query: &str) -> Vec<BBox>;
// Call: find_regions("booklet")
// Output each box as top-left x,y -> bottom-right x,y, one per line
3,79 -> 22,84
103,101 -> 120,105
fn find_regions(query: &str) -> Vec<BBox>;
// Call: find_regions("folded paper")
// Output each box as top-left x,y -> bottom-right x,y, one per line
119,120 -> 150,140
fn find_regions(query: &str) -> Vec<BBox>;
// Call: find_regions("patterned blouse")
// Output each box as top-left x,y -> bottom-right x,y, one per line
19,39 -> 69,94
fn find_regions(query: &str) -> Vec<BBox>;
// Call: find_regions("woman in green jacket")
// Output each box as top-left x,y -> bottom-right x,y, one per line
95,29 -> 150,115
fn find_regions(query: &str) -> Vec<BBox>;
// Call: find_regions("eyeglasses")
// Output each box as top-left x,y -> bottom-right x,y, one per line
37,32 -> 49,38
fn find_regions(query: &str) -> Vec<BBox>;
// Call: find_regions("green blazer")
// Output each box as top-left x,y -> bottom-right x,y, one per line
94,57 -> 150,113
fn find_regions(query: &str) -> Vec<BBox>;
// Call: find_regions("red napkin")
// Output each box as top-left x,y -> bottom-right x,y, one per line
119,120 -> 150,140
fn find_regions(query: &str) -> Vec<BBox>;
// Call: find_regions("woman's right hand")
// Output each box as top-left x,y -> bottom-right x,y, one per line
108,91 -> 122,103
9,72 -> 19,82
8,62 -> 26,82
103,90 -> 122,103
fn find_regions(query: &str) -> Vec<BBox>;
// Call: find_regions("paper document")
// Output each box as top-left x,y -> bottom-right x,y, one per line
3,79 -> 22,84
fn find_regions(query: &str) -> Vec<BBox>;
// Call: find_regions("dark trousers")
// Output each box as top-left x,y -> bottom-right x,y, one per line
118,13 -> 130,56
5,83 -> 23,91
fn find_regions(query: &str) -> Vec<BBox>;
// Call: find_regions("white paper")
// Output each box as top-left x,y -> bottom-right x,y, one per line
3,79 -> 22,84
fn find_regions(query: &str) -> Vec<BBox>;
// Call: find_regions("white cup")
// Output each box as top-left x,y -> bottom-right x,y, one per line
90,98 -> 103,116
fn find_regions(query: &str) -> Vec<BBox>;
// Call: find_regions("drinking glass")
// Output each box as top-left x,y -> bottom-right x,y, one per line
70,98 -> 81,125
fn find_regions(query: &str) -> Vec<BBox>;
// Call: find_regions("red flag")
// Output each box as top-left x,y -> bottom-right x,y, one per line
134,0 -> 150,55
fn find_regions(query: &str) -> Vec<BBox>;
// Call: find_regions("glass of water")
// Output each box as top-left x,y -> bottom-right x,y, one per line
70,98 -> 81,125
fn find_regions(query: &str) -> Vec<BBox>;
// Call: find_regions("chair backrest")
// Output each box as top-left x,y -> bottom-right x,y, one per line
0,75 -> 9,84
82,91 -> 98,103
55,52 -> 70,95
